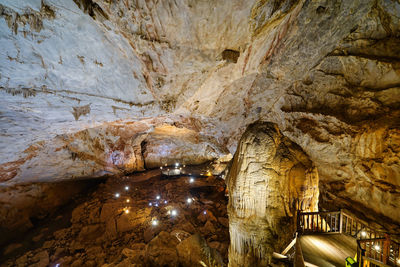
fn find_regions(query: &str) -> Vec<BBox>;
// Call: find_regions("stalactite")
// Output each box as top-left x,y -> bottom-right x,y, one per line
227,122 -> 319,267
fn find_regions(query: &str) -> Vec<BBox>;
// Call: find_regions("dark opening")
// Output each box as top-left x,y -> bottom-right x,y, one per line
222,49 -> 240,63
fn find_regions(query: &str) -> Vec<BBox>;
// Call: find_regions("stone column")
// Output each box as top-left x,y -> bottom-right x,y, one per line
227,122 -> 319,266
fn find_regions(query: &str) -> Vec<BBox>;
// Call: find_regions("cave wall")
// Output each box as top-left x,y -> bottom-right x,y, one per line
0,0 -> 399,229
227,122 -> 319,266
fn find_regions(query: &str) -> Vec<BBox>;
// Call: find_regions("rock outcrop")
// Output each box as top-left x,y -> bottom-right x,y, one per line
227,122 -> 319,266
1,115 -> 230,184
0,0 -> 399,240
1,170 -> 230,266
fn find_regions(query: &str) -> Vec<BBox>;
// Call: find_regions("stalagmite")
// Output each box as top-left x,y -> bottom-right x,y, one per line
227,122 -> 319,266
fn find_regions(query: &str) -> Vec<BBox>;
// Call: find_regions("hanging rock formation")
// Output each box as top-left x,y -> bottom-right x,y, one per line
227,122 -> 319,266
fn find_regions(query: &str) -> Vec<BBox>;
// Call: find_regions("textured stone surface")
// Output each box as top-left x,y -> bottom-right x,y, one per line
0,115 -> 229,184
0,0 -> 399,234
176,233 -> 225,267
0,179 -> 96,247
227,122 -> 319,266
1,171 -> 230,266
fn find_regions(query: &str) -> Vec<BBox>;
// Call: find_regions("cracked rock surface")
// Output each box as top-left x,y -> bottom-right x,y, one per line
1,171 -> 229,266
0,0 -> 400,253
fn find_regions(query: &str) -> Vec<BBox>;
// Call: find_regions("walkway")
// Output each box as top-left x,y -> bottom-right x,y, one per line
275,210 -> 400,267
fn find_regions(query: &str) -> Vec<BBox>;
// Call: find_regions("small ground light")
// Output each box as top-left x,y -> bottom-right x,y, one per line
156,195 -> 160,200
189,177 -> 194,183
155,203 -> 159,207
125,209 -> 129,214
175,162 -> 179,167
183,164 -> 186,167
115,193 -> 120,198
171,210 -> 177,216
152,220 -> 158,226
125,186 -> 129,191
164,200 -> 168,204
203,210 -> 207,215
374,244 -> 380,251
361,231 -> 366,237
187,198 -> 192,204
126,199 -> 130,203
160,166 -> 163,169
149,202 -> 152,206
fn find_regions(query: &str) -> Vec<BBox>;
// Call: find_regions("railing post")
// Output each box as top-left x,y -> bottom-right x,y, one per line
296,210 -> 300,233
383,234 -> 390,265
339,209 -> 343,233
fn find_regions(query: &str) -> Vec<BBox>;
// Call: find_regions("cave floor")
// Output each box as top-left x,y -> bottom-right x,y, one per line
1,170 -> 229,266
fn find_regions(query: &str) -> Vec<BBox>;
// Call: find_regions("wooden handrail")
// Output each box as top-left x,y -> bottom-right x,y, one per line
298,209 -> 400,267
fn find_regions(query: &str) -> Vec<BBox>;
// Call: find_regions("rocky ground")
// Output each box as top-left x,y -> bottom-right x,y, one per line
0,168 -> 229,267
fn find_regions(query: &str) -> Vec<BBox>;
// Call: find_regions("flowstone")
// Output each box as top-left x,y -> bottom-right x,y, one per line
227,122 -> 319,267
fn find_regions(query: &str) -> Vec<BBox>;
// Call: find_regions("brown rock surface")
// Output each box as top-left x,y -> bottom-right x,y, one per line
1,171 -> 229,266
177,233 -> 225,267
145,231 -> 179,266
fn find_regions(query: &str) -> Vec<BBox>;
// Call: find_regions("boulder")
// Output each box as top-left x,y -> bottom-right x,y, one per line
177,233 -> 224,267
145,231 -> 179,266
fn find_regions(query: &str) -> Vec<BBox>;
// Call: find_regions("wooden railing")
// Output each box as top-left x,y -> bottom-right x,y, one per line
357,236 -> 400,267
297,210 -> 400,266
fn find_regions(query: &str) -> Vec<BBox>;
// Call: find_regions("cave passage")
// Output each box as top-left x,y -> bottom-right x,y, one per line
1,0 -> 400,266
0,167 -> 229,266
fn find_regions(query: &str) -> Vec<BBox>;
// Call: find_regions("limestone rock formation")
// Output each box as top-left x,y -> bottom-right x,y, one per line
177,233 -> 225,267
1,171 -> 230,266
1,115 -> 229,185
227,122 -> 319,267
0,0 -> 399,250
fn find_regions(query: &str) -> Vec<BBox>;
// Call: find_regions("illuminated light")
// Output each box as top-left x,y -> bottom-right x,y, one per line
361,231 -> 367,237
397,258 -> 400,265
155,203 -> 159,207
126,199 -> 130,203
189,173 -> 192,175
189,178 -> 194,183
187,198 -> 193,204
179,167 -> 182,170
164,200 -> 168,204
164,163 -> 167,166
203,210 -> 207,215
160,166 -> 163,170
374,244 -> 380,251
125,186 -> 129,191
175,163 -> 179,167
152,220 -> 158,226
156,195 -> 161,200
149,202 -> 152,206
55,264 -> 60,267
171,210 -> 177,216
125,209 -> 130,214
115,193 -> 120,198
183,165 -> 186,167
